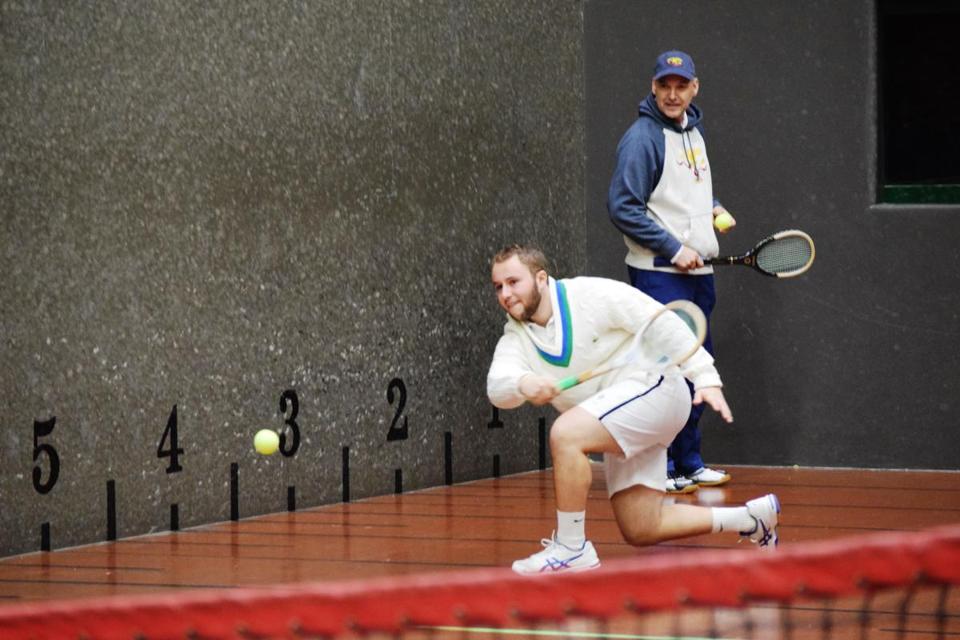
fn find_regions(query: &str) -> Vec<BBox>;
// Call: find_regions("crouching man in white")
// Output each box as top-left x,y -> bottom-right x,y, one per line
486,245 -> 780,574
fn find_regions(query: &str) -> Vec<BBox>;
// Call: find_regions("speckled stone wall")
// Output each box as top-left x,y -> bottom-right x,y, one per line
0,1 -> 584,557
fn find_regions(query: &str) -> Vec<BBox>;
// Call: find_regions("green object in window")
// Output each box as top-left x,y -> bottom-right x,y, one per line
881,184 -> 960,204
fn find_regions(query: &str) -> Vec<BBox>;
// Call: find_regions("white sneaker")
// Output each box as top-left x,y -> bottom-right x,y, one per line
666,476 -> 698,494
511,533 -> 600,574
687,466 -> 731,486
740,494 -> 780,549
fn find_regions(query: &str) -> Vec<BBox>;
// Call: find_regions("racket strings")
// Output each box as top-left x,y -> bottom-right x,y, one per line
636,307 -> 703,370
756,236 -> 813,274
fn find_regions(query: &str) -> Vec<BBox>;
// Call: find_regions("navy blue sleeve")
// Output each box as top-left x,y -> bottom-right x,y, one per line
606,121 -> 682,258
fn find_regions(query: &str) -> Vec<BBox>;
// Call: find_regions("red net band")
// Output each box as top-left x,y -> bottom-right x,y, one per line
1,524 -> 958,639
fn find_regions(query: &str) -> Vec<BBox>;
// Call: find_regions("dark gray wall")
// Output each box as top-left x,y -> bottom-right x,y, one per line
586,0 -> 960,470
0,1 -> 583,558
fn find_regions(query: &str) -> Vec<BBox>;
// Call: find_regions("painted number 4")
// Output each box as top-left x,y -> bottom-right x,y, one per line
157,405 -> 183,473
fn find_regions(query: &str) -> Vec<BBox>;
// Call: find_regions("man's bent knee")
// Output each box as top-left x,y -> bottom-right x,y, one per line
549,418 -> 581,453
549,408 -> 620,456
611,485 -> 664,546
619,523 -> 661,546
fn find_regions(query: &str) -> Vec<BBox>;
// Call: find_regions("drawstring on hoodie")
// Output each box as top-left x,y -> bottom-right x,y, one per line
681,129 -> 701,181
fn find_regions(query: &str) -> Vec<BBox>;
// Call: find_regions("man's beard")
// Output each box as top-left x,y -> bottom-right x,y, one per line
517,286 -> 542,322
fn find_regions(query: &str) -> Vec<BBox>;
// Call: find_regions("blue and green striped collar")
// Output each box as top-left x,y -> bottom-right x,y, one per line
523,277 -> 573,368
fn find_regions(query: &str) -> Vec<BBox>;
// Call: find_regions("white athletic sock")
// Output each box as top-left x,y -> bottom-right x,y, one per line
711,506 -> 753,533
555,510 -> 586,548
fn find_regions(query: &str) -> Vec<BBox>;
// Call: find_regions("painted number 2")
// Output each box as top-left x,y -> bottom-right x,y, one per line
386,378 -> 408,441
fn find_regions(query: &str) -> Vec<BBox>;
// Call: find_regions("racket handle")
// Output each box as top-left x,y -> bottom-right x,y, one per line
555,375 -> 580,391
659,255 -> 719,267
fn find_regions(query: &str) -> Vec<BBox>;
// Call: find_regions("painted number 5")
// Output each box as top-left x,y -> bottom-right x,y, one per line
32,417 -> 60,494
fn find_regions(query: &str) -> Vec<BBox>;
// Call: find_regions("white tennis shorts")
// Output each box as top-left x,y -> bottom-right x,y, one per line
578,374 -> 692,496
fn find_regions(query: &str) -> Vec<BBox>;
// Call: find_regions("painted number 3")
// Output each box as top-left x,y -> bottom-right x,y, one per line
279,389 -> 300,457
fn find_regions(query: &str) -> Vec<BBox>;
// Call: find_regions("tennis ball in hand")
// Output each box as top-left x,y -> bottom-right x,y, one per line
254,429 -> 280,455
713,211 -> 735,232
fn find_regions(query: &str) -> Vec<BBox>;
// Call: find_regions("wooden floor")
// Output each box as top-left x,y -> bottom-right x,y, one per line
1,464 -> 959,637
3,464 -> 959,602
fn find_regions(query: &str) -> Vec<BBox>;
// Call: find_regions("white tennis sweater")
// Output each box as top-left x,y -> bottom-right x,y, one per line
486,276 -> 722,413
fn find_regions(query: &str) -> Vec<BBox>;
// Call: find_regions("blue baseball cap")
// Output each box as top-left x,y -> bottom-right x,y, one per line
653,50 -> 696,80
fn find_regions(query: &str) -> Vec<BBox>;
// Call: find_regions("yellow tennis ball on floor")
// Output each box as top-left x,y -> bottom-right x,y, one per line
714,211 -> 735,232
254,429 -> 279,455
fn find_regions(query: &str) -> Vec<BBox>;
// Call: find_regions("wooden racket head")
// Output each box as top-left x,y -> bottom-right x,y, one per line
637,299 -> 708,369
554,299 -> 707,392
753,229 -> 816,278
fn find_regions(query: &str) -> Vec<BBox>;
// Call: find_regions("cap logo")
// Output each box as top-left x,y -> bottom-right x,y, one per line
666,56 -> 684,67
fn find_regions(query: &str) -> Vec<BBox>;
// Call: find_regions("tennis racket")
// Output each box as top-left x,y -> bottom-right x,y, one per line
707,229 -> 815,278
554,299 -> 707,392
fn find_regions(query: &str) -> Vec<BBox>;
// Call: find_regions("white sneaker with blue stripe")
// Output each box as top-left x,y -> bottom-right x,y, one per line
511,533 -> 600,574
741,494 -> 781,549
